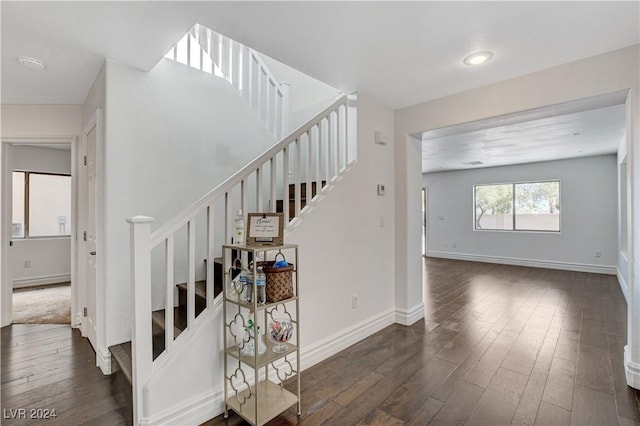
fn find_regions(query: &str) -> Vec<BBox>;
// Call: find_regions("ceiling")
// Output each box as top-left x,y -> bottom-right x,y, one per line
420,95 -> 628,173
2,2 -> 638,109
2,2 -> 636,173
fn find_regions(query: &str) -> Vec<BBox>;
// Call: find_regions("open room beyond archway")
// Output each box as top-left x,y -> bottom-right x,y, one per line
0,137 -> 78,329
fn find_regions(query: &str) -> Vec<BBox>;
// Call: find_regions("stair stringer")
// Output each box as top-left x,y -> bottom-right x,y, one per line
140,297 -> 224,426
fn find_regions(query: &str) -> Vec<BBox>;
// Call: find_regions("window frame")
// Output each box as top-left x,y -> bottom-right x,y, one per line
473,179 -> 561,233
12,170 -> 72,239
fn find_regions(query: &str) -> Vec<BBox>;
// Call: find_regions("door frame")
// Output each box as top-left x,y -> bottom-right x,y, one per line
0,135 -> 78,327
80,108 -> 110,373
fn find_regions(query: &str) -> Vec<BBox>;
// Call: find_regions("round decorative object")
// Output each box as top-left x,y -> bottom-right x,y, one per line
268,318 -> 294,353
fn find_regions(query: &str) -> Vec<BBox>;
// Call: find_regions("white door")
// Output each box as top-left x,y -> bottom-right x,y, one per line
85,126 -> 98,349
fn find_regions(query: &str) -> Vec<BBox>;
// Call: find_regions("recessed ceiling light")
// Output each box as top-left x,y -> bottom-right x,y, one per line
17,56 -> 45,70
463,51 -> 494,66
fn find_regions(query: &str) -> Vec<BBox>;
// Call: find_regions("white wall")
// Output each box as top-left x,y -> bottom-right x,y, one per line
423,155 -> 618,273
13,145 -> 71,174
260,54 -> 341,118
395,44 -> 640,389
104,58 -> 279,346
287,92 -> 396,351
142,92 -> 396,425
1,105 -> 83,137
11,145 -> 72,287
619,139 -> 630,298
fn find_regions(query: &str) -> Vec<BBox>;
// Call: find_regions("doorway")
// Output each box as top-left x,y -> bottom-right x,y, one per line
10,153 -> 73,324
1,138 -> 77,328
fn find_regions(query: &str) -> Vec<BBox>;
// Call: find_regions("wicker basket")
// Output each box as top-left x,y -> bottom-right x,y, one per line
258,253 -> 294,302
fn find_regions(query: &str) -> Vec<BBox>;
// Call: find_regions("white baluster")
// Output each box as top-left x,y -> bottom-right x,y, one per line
256,166 -> 263,212
126,215 -> 154,426
206,205 -> 215,308
225,192 -> 232,244
270,157 -> 277,213
295,139 -> 301,218
283,147 -> 290,224
281,82 -> 290,139
306,130 -> 312,205
265,81 -> 272,134
165,235 -> 174,352
187,220 -> 195,327
316,123 -> 322,194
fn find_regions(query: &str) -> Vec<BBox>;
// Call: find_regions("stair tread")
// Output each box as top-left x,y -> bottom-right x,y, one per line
151,307 -> 185,338
109,342 -> 132,384
176,280 -> 207,300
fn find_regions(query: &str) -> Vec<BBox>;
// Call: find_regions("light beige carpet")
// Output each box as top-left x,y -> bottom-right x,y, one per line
12,283 -> 71,324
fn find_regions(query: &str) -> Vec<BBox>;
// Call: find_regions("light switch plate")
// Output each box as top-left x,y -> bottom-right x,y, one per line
377,184 -> 385,196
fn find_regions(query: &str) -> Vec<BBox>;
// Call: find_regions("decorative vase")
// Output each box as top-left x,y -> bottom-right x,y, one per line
240,333 -> 266,356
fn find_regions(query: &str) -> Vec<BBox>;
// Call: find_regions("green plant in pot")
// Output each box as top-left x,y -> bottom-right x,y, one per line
241,318 -> 266,356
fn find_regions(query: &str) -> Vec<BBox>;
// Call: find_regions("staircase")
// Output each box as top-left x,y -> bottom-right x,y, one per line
118,23 -> 356,426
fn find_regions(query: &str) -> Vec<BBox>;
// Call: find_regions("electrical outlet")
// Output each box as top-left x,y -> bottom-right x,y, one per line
595,250 -> 602,258
452,242 -> 457,248
23,260 -> 31,268
380,216 -> 385,227
352,294 -> 358,309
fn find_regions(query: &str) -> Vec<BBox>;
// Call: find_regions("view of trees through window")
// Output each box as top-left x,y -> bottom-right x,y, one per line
474,180 -> 560,232
12,171 -> 72,238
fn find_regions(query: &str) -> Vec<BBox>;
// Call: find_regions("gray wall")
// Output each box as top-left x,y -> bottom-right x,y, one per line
423,155 -> 618,272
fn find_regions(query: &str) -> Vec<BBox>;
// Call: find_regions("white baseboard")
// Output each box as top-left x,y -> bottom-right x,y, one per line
12,274 -> 71,288
97,348 -> 112,375
141,389 -> 225,426
394,303 -> 424,326
300,308 -> 395,370
427,251 -> 616,275
624,345 -> 640,390
617,268 -> 630,304
140,308 -> 396,425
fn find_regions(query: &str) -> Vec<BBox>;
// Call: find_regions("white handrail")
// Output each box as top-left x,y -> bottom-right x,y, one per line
166,24 -> 289,139
149,94 -> 349,247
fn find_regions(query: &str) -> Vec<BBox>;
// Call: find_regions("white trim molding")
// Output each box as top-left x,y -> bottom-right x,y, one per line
617,268 -> 630,304
97,348 -> 113,375
300,309 -> 395,371
428,251 -> 617,275
140,389 -> 224,426
394,303 -> 425,326
625,345 -> 640,389
13,274 -> 71,289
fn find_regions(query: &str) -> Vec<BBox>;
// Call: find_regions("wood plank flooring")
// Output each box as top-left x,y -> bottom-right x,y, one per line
2,259 -> 638,425
207,258 -> 640,426
1,324 -> 131,425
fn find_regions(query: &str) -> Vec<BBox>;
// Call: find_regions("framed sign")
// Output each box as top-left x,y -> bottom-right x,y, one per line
247,213 -> 284,246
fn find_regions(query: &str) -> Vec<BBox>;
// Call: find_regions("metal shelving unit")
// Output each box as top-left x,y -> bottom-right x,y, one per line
222,243 -> 300,425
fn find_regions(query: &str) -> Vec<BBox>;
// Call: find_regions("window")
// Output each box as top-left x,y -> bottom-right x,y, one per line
474,180 -> 560,232
12,171 -> 72,238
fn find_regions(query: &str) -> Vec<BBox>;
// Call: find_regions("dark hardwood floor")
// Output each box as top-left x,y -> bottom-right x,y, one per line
207,258 -> 640,426
3,259 -> 639,425
1,324 -> 131,425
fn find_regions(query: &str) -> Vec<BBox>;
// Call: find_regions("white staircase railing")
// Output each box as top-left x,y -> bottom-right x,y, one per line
165,24 -> 290,140
126,93 -> 355,425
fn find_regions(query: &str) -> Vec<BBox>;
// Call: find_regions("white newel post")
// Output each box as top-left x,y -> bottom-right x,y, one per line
126,215 -> 155,425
